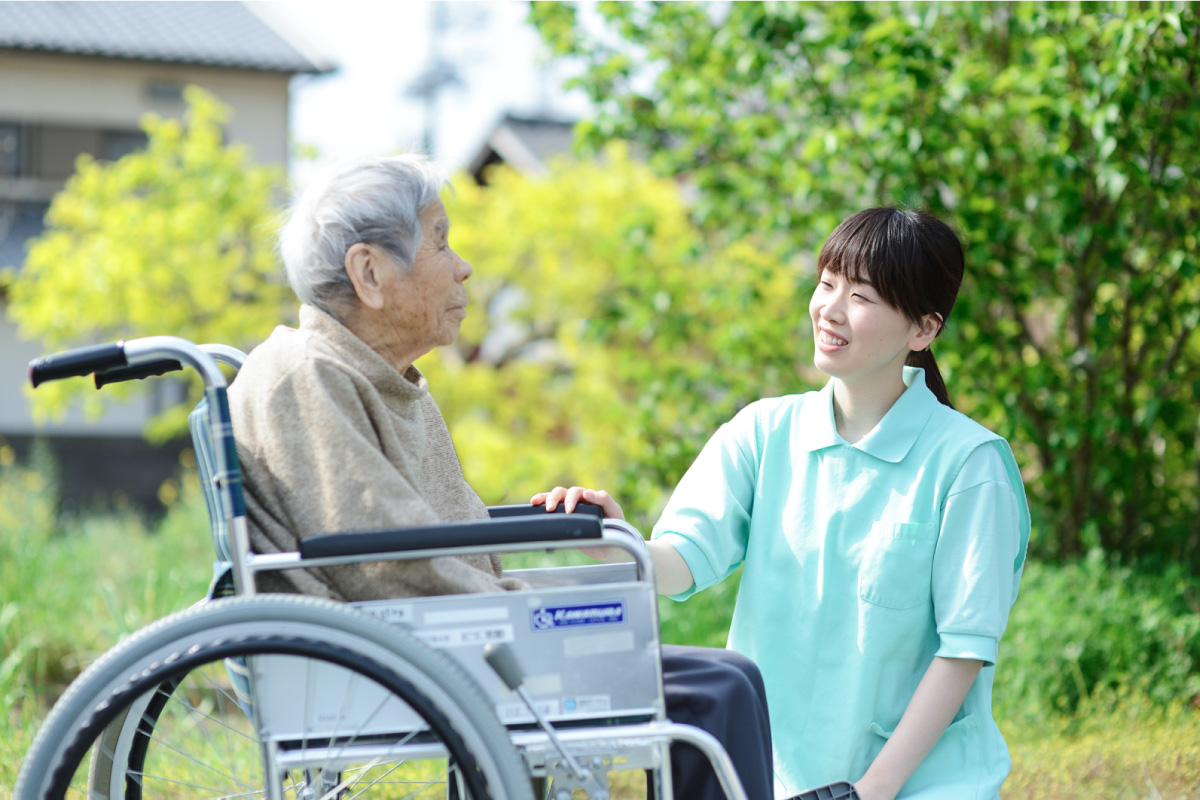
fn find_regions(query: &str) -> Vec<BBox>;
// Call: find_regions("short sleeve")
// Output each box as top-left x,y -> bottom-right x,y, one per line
652,405 -> 762,600
931,440 -> 1029,665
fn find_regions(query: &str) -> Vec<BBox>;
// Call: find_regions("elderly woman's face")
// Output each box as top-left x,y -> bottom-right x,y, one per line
376,198 -> 473,356
410,199 -> 471,343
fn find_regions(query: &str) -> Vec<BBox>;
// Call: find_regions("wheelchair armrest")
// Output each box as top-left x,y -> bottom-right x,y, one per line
487,503 -> 603,519
299,514 -> 603,560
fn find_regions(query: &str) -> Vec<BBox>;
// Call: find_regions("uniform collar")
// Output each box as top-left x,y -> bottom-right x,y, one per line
796,367 -> 937,463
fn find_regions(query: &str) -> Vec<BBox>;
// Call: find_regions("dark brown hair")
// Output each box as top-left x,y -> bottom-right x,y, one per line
816,207 -> 964,407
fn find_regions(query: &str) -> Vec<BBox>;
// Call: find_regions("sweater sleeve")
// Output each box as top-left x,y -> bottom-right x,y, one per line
239,356 -> 523,600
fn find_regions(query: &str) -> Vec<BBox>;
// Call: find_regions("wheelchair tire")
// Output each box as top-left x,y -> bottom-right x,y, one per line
16,594 -> 535,800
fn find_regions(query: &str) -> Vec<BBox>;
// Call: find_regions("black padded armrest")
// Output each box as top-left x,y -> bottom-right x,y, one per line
487,503 -> 603,519
300,513 -> 604,560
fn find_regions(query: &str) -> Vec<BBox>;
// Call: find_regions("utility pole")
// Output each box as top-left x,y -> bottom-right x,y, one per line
405,3 -> 464,157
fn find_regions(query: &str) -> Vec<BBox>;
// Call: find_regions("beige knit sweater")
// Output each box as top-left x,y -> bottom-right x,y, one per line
228,305 -> 526,600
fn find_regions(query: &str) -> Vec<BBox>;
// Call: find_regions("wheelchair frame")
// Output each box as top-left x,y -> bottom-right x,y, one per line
18,336 -> 750,800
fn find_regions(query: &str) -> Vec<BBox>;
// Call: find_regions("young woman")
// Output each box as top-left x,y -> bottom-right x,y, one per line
535,207 -> 1030,800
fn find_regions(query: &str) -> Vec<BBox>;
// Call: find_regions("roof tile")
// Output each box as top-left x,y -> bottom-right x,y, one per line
0,1 -> 333,74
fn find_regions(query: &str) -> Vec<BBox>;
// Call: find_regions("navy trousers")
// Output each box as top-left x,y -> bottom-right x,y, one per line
659,645 -> 774,800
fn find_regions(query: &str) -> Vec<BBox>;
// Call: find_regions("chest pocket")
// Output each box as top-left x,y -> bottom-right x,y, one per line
857,521 -> 938,609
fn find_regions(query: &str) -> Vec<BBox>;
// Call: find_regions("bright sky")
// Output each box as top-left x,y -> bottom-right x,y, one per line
263,0 -> 589,188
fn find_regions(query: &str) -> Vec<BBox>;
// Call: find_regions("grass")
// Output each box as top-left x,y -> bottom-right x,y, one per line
0,446 -> 1197,797
0,444 -> 212,791
1004,697 -> 1200,799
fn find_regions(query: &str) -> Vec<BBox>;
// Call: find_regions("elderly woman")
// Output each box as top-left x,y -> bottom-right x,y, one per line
228,154 -> 773,800
229,155 -> 524,599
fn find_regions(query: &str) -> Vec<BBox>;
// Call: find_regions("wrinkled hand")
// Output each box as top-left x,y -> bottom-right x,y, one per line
530,486 -> 625,521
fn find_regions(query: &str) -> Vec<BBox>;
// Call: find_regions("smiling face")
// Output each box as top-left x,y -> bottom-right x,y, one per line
808,269 -> 929,390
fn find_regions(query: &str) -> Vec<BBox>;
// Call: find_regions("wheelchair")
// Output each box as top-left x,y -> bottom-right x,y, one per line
17,336 -> 750,800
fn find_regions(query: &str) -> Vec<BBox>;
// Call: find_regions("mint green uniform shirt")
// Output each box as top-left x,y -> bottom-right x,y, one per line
653,368 -> 1030,799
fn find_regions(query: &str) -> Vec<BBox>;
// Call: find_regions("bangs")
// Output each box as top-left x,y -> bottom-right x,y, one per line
816,209 -> 924,322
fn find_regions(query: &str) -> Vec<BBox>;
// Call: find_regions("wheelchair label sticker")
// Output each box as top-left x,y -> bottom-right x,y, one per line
563,630 -> 635,657
414,623 -> 514,648
497,698 -> 560,723
496,695 -> 611,723
530,601 -> 625,631
564,695 -> 611,714
355,601 -> 414,624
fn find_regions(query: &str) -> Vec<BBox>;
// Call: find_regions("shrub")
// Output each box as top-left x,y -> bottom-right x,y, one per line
996,550 -> 1200,721
0,448 -> 211,713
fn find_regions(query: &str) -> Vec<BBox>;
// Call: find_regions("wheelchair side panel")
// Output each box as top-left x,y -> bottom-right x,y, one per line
251,578 -> 662,742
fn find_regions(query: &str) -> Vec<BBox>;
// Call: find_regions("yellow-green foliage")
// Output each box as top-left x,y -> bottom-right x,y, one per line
419,147 -> 676,503
5,86 -> 292,439
425,146 -> 807,517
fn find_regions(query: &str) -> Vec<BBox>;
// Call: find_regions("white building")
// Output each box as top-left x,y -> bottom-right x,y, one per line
0,1 -> 331,511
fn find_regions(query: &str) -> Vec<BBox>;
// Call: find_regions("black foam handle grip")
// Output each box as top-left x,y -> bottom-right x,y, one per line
94,359 -> 183,388
29,342 -> 127,388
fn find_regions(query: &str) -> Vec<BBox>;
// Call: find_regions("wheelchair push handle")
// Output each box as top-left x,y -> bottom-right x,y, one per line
29,336 -> 238,392
28,341 -> 127,387
94,359 -> 183,388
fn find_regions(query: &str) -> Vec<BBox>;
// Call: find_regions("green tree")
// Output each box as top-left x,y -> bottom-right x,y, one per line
5,86 -> 292,438
424,145 -> 802,524
532,2 -> 1200,566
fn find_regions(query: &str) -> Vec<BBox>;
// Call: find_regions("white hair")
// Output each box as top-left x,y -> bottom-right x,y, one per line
279,154 -> 449,317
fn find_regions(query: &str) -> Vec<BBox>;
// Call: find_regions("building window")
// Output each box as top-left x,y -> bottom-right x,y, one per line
0,123 -> 20,177
0,121 -> 145,269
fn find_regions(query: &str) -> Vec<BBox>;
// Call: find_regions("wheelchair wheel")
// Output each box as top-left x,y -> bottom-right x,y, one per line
17,594 -> 535,800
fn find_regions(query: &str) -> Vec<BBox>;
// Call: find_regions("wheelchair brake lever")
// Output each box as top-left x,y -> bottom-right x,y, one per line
484,642 -> 609,799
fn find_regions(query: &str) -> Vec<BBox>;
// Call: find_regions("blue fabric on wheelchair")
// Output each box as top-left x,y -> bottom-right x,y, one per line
189,398 -> 233,565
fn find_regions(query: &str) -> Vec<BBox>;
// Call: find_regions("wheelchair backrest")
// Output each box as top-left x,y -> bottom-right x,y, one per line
189,398 -> 235,566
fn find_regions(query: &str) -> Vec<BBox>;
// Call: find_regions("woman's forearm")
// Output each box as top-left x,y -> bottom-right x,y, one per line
648,539 -> 696,596
530,486 -> 697,595
854,656 -> 984,800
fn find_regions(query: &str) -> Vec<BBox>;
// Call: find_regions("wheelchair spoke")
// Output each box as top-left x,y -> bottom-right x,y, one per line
128,742 -> 257,793
338,758 -> 443,800
143,679 -> 255,742
135,666 -> 259,793
126,770 -> 261,795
